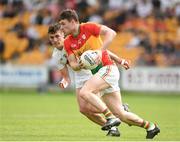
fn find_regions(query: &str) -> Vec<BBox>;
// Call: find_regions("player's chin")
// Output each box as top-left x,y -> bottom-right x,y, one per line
56,45 -> 63,50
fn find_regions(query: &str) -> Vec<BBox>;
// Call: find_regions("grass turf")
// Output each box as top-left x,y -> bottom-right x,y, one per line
0,90 -> 180,141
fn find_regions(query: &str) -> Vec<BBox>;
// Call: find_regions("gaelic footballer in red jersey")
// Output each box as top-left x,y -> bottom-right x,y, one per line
64,22 -> 115,68
62,21 -> 129,70
58,9 -> 160,139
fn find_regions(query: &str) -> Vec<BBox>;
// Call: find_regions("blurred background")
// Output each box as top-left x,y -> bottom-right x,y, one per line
0,0 -> 180,141
0,0 -> 180,91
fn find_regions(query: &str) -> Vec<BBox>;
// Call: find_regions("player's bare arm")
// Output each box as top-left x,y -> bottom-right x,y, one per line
107,50 -> 131,70
60,65 -> 71,83
100,25 -> 116,50
58,65 -> 71,89
67,54 -> 82,71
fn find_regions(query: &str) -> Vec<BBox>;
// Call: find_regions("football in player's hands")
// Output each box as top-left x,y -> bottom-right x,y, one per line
80,50 -> 100,70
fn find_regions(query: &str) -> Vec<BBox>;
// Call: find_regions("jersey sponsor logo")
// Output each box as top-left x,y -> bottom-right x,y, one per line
78,39 -> 82,45
71,34 -> 87,49
70,43 -> 77,49
82,34 -> 86,40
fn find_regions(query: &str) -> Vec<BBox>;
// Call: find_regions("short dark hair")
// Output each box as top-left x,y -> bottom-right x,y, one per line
48,23 -> 61,34
58,9 -> 79,22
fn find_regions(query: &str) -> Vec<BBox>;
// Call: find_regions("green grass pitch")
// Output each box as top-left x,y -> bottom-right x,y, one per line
0,90 -> 180,141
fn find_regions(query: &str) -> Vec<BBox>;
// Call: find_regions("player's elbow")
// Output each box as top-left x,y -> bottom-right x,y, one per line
72,66 -> 80,71
111,30 -> 117,38
79,88 -> 90,102
69,63 -> 80,71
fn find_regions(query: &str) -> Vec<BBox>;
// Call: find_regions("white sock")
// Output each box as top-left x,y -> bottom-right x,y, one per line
147,123 -> 155,131
110,126 -> 117,131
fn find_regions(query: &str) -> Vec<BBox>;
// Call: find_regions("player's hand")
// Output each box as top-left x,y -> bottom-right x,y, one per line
78,59 -> 86,69
94,55 -> 101,65
120,59 -> 131,70
58,78 -> 69,89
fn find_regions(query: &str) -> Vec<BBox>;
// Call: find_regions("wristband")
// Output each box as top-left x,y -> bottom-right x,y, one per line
121,59 -> 125,65
59,78 -> 68,88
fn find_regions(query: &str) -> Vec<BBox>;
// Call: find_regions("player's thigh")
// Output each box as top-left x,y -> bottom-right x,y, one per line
76,88 -> 87,108
102,91 -> 124,115
82,73 -> 110,93
76,88 -> 101,113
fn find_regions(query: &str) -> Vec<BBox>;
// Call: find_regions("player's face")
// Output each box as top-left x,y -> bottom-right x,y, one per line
59,19 -> 74,36
49,30 -> 64,50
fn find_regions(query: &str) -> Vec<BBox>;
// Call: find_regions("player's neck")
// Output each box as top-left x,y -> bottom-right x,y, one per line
72,24 -> 80,37
56,46 -> 63,50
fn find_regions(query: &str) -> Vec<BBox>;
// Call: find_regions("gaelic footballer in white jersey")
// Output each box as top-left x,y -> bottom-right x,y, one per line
52,47 -> 92,89
52,47 -> 67,70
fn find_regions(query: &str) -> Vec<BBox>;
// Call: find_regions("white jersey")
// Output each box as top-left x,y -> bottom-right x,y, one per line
52,47 -> 67,70
51,47 -> 118,93
52,47 -> 92,89
74,69 -> 92,89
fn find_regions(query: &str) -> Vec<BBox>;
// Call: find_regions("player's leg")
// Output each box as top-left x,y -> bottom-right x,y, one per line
79,73 -> 121,130
95,64 -> 159,139
76,88 -> 106,126
102,91 -> 160,139
75,69 -> 120,136
75,71 -> 110,126
102,91 -> 145,125
79,74 -> 110,112
76,88 -> 120,137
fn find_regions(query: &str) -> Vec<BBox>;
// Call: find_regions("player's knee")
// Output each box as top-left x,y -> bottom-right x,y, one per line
79,88 -> 90,101
79,106 -> 90,116
79,104 -> 92,116
79,107 -> 88,115
113,108 -> 127,121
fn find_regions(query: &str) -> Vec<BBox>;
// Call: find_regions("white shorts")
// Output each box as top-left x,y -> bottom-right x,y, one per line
75,69 -> 92,88
97,65 -> 120,94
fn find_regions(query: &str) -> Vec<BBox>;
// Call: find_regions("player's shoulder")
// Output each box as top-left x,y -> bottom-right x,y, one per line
64,35 -> 71,41
64,35 -> 72,45
52,47 -> 66,58
81,22 -> 99,26
52,47 -> 67,66
81,22 -> 101,31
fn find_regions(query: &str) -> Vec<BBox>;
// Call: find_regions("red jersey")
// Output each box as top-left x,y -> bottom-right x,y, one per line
64,22 -> 113,66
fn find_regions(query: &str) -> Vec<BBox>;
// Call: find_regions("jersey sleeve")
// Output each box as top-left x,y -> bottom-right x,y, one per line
84,22 -> 101,37
52,48 -> 66,70
51,56 -> 66,70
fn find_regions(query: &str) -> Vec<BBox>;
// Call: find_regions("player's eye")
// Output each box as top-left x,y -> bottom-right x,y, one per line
49,36 -> 53,39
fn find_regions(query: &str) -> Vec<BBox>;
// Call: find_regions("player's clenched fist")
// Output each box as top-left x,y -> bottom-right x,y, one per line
119,59 -> 131,70
58,78 -> 69,89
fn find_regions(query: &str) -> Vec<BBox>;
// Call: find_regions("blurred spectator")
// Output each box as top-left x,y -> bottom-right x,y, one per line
64,0 -> 76,9
108,0 -> 124,10
175,2 -> 180,17
136,51 -> 157,66
47,1 -> 61,20
88,0 -> 103,23
0,0 -> 179,66
23,0 -> 48,11
154,17 -> 167,32
89,11 -> 103,23
2,4 -> 16,17
136,0 -> 153,18
30,9 -> 44,25
163,39 -> 175,55
30,9 -> 53,25
8,17 -> 26,38
0,36 -> 5,63
76,0 -> 89,22
26,25 -> 39,51
0,0 -> 8,5
152,0 -> 161,10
